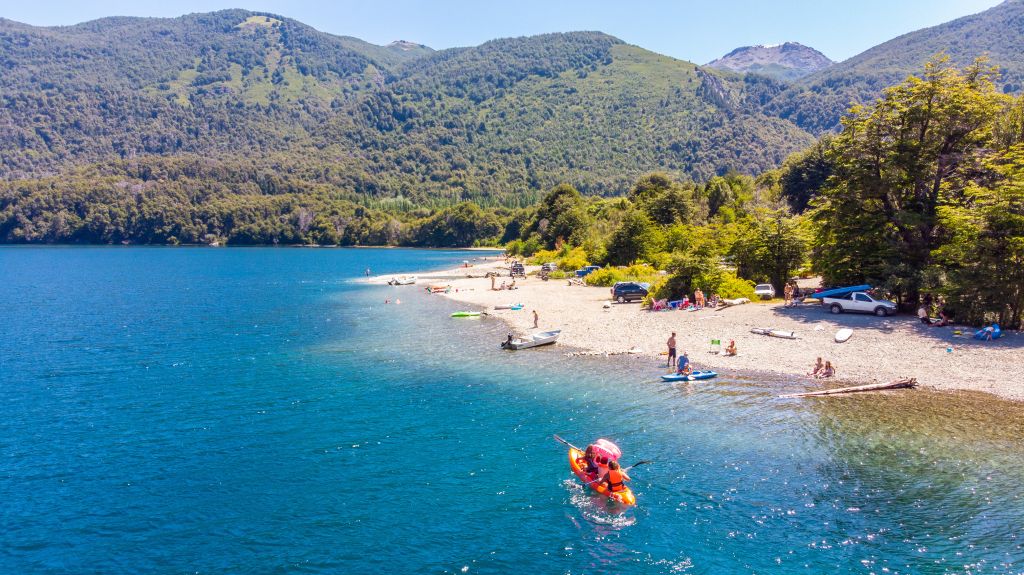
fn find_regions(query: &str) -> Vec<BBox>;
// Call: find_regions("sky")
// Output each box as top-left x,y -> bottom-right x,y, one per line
0,0 -> 1005,64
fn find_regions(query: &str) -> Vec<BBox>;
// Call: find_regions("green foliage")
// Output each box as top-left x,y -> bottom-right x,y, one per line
716,272 -> 757,300
605,210 -> 664,265
528,249 -> 560,265
658,252 -> 723,300
584,264 -> 658,287
558,247 -> 589,272
777,136 -> 834,213
932,145 -> 1024,328
812,57 -> 1011,303
729,211 -> 807,292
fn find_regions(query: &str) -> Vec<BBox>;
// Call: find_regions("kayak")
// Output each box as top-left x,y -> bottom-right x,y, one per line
450,311 -> 481,318
661,370 -> 718,382
568,447 -> 636,506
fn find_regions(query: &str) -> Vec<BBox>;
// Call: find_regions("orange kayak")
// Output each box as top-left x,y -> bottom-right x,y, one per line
568,447 -> 636,506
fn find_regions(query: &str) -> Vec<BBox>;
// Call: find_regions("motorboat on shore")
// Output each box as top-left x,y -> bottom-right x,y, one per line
500,329 -> 561,350
387,275 -> 417,285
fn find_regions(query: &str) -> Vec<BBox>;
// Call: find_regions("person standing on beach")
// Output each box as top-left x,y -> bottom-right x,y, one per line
533,309 -> 539,329
666,332 -> 677,367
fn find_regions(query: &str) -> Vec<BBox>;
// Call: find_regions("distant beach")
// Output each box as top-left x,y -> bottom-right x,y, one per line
377,257 -> 1024,402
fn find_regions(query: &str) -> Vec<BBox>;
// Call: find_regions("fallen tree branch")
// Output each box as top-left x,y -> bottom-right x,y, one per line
781,377 -> 917,398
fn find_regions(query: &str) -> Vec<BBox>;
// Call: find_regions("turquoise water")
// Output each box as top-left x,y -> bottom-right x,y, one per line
2,247 -> 1023,574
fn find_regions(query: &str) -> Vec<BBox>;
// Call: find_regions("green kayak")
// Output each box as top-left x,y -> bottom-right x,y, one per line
451,311 -> 482,318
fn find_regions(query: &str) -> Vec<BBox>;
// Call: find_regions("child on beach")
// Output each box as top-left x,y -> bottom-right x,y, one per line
724,340 -> 737,356
816,361 -> 836,379
807,357 -> 824,377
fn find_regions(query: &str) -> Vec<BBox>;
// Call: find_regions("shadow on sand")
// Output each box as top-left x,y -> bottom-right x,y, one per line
768,301 -> 1024,349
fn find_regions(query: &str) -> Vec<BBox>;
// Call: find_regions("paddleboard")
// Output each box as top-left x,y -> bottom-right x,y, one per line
451,311 -> 481,317
835,328 -> 853,343
661,370 -> 718,382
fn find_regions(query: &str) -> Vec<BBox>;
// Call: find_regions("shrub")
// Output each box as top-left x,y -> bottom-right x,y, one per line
521,236 -> 542,257
505,239 -> 524,256
529,249 -> 559,265
558,246 -> 589,271
585,267 -> 628,287
716,272 -> 756,299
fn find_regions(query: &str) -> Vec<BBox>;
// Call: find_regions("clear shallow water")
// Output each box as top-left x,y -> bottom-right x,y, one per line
2,247 -> 1023,574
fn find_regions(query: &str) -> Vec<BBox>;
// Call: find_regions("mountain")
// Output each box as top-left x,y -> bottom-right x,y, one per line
768,0 -> 1024,133
0,10 -> 813,198
706,42 -> 833,80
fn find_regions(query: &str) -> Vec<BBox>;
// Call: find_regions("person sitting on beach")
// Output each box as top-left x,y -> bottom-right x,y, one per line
724,340 -> 737,356
918,304 -> 930,325
816,361 -> 836,379
807,357 -> 824,377
676,352 -> 692,375
499,280 -> 507,290
937,309 -> 951,327
601,460 -> 631,493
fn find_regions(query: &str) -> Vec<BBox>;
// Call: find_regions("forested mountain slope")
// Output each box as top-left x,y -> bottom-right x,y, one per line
768,0 -> 1024,133
0,10 -> 813,201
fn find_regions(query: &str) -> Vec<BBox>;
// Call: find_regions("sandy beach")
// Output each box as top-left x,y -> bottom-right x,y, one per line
375,258 -> 1024,401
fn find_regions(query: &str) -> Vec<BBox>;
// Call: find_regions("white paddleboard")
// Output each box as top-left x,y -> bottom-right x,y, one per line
835,328 -> 853,343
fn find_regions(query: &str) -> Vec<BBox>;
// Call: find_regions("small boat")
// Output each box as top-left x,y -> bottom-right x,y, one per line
387,275 -> 417,286
451,311 -> 482,318
427,284 -> 450,294
500,329 -> 561,350
661,370 -> 718,382
568,447 -> 636,506
835,328 -> 853,343
493,304 -> 524,311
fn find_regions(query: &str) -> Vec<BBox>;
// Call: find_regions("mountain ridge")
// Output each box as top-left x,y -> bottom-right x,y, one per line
706,42 -> 833,80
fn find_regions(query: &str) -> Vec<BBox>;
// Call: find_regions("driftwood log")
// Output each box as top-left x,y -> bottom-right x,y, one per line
782,377 -> 917,398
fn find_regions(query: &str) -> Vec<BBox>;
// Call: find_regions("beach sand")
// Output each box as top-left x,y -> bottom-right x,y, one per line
376,258 -> 1024,401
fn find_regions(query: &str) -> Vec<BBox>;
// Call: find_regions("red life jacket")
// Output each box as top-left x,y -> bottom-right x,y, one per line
606,468 -> 625,492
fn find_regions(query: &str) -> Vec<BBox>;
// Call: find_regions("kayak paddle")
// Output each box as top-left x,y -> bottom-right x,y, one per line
553,434 -> 582,452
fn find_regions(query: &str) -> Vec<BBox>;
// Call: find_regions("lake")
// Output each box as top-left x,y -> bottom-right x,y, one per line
2,247 -> 1022,574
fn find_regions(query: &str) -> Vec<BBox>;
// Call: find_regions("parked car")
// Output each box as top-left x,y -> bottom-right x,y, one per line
540,262 -> 557,272
610,282 -> 650,303
822,291 -> 898,316
510,262 -> 526,277
753,283 -> 776,299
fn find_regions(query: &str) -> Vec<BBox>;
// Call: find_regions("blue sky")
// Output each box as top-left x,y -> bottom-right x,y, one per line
0,0 -> 1004,63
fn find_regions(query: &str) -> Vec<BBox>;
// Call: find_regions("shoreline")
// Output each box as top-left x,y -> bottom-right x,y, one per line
381,258 -> 1024,402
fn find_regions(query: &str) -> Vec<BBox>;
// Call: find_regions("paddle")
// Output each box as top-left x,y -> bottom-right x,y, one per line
552,434 -> 582,452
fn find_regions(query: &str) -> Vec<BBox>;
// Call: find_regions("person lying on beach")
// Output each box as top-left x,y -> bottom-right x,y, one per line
724,340 -> 737,356
807,357 -> 824,377
676,352 -> 692,375
816,361 -> 836,379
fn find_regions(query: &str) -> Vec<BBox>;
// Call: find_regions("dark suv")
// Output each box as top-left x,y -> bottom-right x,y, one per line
610,282 -> 649,303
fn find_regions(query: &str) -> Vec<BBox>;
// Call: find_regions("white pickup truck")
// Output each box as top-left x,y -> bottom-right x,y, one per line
822,291 -> 898,317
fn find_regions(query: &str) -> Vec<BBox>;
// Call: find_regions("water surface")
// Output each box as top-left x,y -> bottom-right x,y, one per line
2,247 -> 1022,574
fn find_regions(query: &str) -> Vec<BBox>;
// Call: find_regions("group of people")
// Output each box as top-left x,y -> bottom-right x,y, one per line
783,282 -> 803,308
578,443 -> 631,494
807,357 -> 836,378
679,288 -> 720,310
491,276 -> 517,291
918,296 -> 952,327
666,332 -> 736,373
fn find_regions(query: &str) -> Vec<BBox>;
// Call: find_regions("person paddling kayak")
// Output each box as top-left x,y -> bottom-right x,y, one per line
601,460 -> 631,493
676,351 -> 692,375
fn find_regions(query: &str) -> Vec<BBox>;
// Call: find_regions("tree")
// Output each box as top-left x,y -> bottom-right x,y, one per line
605,210 -> 663,265
813,56 -> 1010,303
932,145 -> 1024,328
730,211 -> 807,293
778,135 -> 834,213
